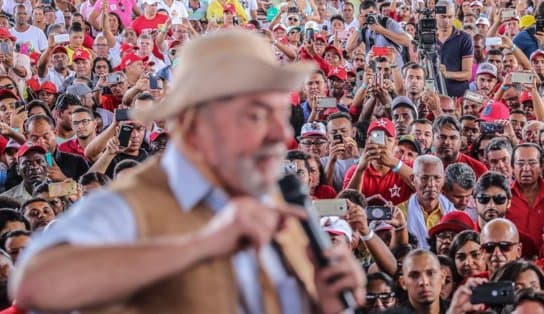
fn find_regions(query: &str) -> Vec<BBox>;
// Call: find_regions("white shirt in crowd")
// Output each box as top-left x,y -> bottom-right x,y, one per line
10,26 -> 48,52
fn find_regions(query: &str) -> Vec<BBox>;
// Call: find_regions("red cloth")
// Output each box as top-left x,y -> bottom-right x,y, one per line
0,305 -> 25,314
342,163 -> 413,205
130,14 -> 169,35
313,185 -> 337,199
286,138 -> 298,150
100,94 -> 122,112
58,138 -> 86,159
506,179 -> 544,251
83,33 -> 94,50
451,153 -> 488,178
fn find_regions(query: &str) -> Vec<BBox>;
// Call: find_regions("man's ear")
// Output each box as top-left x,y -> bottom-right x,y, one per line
399,274 -> 407,291
410,174 -> 415,187
517,242 -> 523,259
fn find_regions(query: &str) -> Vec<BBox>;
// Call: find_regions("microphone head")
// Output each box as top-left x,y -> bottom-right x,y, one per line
278,174 -> 308,206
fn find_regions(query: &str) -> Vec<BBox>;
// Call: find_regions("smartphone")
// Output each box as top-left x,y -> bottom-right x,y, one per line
470,281 -> 515,305
464,90 -> 485,104
372,46 -> 389,57
115,109 -> 130,121
369,130 -> 385,145
48,180 -> 78,198
435,5 -> 447,14
336,30 -> 347,40
149,75 -> 159,90
369,60 -> 377,73
537,16 -> 544,32
355,69 -> 364,90
480,122 -> 504,134
287,6 -> 298,13
313,199 -> 348,217
317,97 -> 337,108
511,72 -> 535,84
106,73 -> 121,85
333,134 -> 343,144
501,9 -> 516,21
485,37 -> 502,47
0,42 -> 8,55
45,152 -> 53,167
366,205 -> 393,221
118,124 -> 134,147
305,28 -> 314,42
424,79 -> 436,92
54,34 -> 69,44
282,160 -> 298,176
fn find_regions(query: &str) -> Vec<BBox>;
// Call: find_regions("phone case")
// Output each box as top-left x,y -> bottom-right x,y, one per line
48,180 -> 78,198
511,72 -> 534,84
470,282 -> 515,305
313,199 -> 348,217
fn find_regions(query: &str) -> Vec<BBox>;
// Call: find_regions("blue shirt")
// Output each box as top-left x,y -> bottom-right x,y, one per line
513,28 -> 539,59
438,29 -> 473,97
19,144 -> 305,314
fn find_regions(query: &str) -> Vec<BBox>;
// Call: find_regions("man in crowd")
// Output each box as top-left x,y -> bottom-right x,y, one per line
485,137 -> 514,184
507,143 -> 544,251
460,115 -> 480,154
442,163 -> 477,220
480,218 -> 522,274
53,94 -> 81,143
37,44 -> 73,91
391,96 -> 417,136
2,145 -> 47,203
58,107 -> 97,161
19,198 -> 56,232
297,122 -> 328,157
9,5 -> 47,52
410,119 -> 433,154
473,62 -> 498,97
474,171 -> 512,231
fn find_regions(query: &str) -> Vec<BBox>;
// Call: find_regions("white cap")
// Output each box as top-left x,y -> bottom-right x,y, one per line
476,17 -> 490,26
320,217 -> 353,242
142,0 -> 159,5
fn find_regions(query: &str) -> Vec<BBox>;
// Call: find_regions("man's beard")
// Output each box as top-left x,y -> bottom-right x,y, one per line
77,134 -> 90,140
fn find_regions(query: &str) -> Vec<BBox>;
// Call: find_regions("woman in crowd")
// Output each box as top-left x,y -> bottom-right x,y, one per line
449,230 -> 487,283
491,260 -> 544,292
307,154 -> 336,199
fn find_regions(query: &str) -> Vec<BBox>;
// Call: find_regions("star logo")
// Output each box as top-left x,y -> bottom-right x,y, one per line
377,119 -> 387,127
389,184 -> 401,198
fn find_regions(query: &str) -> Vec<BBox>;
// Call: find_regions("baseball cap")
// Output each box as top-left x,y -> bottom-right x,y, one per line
72,49 -> 91,62
391,96 -> 418,117
367,118 -> 396,138
66,83 -> 97,97
324,45 -> 342,58
223,3 -> 235,13
5,139 -> 20,150
142,0 -> 159,5
51,45 -> 68,55
530,49 -> 544,61
16,143 -> 47,159
475,17 -> 490,26
327,67 -> 347,81
398,135 -> 422,155
476,62 -> 498,78
520,91 -> 533,103
0,28 -> 15,42
314,33 -> 327,42
298,122 -> 327,139
287,26 -> 302,33
479,101 -> 510,121
272,24 -> 287,32
38,81 -> 57,94
0,89 -> 18,101
29,51 -> 41,64
150,129 -> 168,142
428,211 -> 475,238
120,43 -> 139,55
320,216 -> 353,242
520,15 -> 536,29
470,0 -> 483,6
117,53 -> 148,71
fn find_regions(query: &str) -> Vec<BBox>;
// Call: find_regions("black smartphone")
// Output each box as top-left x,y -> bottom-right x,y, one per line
118,124 -> 134,148
470,281 -> 515,305
305,28 -> 314,42
115,109 -> 130,121
537,17 -> 544,33
366,206 -> 393,221
149,75 -> 159,90
480,122 -> 503,134
287,6 -> 298,13
333,134 -> 343,144
369,60 -> 377,73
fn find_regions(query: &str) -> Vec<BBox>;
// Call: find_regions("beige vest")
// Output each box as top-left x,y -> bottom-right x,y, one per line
83,157 -> 317,314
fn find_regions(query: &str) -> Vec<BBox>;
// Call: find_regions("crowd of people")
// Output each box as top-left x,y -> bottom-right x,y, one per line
0,0 -> 537,311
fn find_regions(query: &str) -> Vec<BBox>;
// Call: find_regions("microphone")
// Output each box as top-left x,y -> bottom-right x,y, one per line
278,174 -> 357,311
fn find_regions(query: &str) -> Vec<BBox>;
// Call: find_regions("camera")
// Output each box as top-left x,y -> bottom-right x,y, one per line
416,8 -> 437,51
367,13 -> 378,24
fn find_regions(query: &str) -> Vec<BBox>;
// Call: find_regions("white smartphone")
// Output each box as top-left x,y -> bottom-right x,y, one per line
485,37 -> 502,47
370,130 -> 385,145
511,72 -> 535,84
501,9 -> 516,21
54,34 -> 69,44
317,97 -> 337,108
313,199 -> 348,217
424,79 -> 436,92
464,90 -> 485,104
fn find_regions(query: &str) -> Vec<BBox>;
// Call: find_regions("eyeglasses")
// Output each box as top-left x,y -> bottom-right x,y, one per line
481,241 -> 518,254
354,58 -> 365,62
300,140 -> 328,146
0,84 -> 15,90
72,119 -> 92,127
366,292 -> 395,304
476,194 -> 508,205
514,160 -> 540,167
169,49 -> 176,56
436,231 -> 456,241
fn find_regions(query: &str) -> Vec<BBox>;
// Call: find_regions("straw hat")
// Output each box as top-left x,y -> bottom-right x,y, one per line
131,29 -> 316,122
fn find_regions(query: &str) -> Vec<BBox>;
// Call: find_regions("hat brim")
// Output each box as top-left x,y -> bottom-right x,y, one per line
131,59 -> 316,122
428,222 -> 472,238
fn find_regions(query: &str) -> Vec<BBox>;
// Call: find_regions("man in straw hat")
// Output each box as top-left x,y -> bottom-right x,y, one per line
10,30 -> 366,313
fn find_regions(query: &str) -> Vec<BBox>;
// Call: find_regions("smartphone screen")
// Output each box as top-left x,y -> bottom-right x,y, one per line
115,109 -> 130,121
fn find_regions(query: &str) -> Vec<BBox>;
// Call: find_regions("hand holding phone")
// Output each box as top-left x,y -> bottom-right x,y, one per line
48,179 -> 78,198
115,109 -> 130,121
470,281 -> 515,305
313,199 -> 348,216
118,124 -> 134,147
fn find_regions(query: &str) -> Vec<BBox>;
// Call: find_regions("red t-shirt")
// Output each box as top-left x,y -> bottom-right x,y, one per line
0,305 -> 25,314
100,94 -> 122,112
131,14 -> 169,35
58,138 -> 86,160
343,163 -> 413,205
313,185 -> 337,199
452,153 -> 488,178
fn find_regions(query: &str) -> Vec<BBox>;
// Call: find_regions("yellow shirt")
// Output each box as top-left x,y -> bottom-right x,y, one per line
206,0 -> 249,23
399,199 -> 444,230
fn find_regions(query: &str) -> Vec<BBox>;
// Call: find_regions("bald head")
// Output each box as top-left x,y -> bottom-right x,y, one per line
480,218 -> 522,273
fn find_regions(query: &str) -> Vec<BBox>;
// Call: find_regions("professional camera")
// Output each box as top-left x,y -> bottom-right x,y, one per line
367,13 -> 378,24
417,8 -> 437,51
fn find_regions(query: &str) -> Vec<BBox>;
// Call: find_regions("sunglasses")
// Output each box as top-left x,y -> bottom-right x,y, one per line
481,241 -> 518,254
288,17 -> 299,21
366,292 -> 395,304
476,194 -> 508,205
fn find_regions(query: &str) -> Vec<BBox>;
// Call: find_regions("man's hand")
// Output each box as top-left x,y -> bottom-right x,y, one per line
343,200 -> 369,236
10,107 -> 26,129
48,165 -> 68,182
328,141 -> 346,162
439,64 -> 448,79
105,136 -> 123,156
447,278 -> 488,314
384,206 -> 406,229
536,31 -> 544,46
376,143 -> 397,168
314,245 -> 366,314
368,22 -> 385,34
343,136 -> 359,159
198,197 -> 305,257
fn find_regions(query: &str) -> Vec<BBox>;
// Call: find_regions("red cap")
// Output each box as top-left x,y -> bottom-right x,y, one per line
26,78 -> 40,92
72,49 -> 91,62
168,40 -> 181,49
117,53 -> 148,71
520,91 -> 533,103
223,3 -> 235,13
0,89 -> 18,101
324,45 -> 342,58
16,144 -> 47,159
38,81 -> 57,94
29,51 -> 40,64
51,45 -> 68,55
479,101 -> 510,122
120,42 -> 139,55
428,211 -> 475,238
530,49 -> 544,61
314,33 -> 326,42
0,28 -> 15,42
367,118 -> 396,138
327,67 -> 347,81
150,130 -> 168,142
